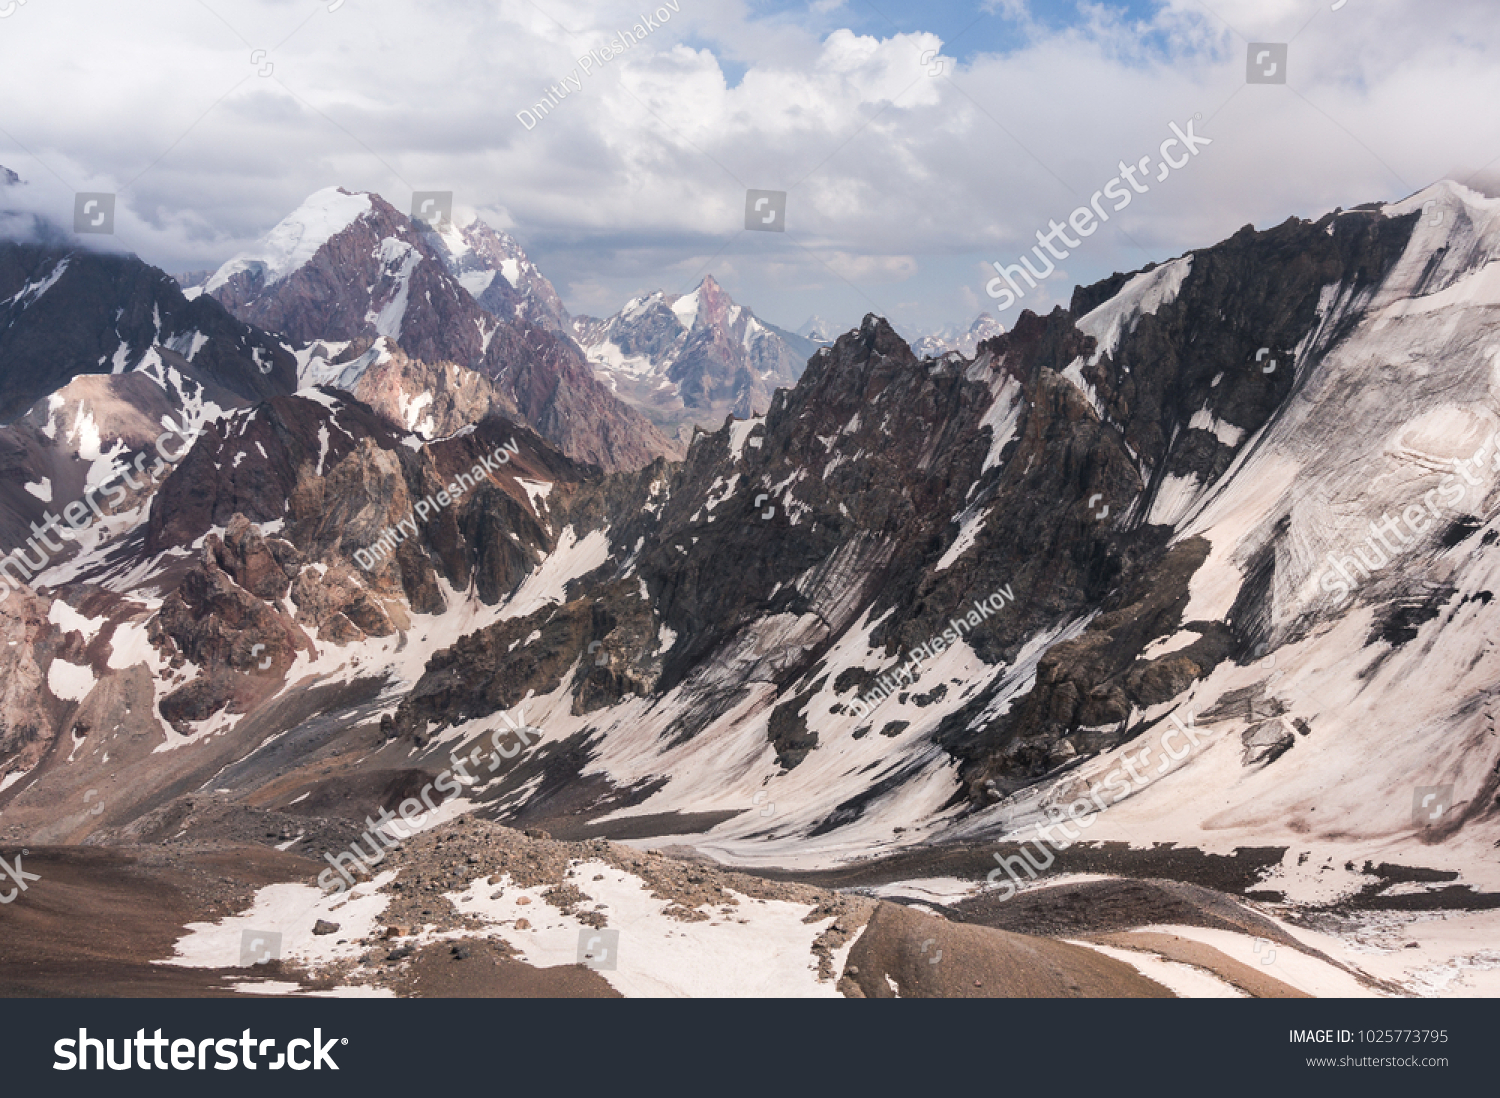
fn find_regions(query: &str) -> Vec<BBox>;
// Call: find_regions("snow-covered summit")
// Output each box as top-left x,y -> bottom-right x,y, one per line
909,312 -> 1006,359
570,274 -> 815,435
205,187 -> 373,293
425,211 -> 574,338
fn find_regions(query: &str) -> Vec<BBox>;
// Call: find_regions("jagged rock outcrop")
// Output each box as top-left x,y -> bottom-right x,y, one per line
426,213 -> 574,338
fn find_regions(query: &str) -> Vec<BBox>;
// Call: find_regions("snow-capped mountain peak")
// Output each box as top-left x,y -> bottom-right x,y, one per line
571,274 -> 815,436
203,187 -> 676,471
204,187 -> 373,294
424,211 -> 573,338
910,312 -> 1006,359
1377,179 -> 1500,307
797,314 -> 840,344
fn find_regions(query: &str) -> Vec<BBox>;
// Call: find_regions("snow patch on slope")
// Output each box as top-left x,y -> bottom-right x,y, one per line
447,860 -> 848,997
1078,256 -> 1193,363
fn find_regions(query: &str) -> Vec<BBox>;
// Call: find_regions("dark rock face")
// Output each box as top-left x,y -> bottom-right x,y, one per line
146,391 -> 403,554
929,208 -> 1416,796
138,387 -> 594,725
1061,211 -> 1414,495
0,243 -> 294,422
391,579 -> 660,744
148,389 -> 573,603
152,532 -> 313,672
207,190 -> 677,472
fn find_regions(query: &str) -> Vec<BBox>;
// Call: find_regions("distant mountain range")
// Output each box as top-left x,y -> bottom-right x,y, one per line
199,186 -> 678,471
797,315 -> 839,345
572,275 -> 817,440
909,313 -> 1006,359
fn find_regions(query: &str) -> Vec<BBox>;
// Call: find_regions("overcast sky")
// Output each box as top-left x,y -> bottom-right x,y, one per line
0,0 -> 1497,337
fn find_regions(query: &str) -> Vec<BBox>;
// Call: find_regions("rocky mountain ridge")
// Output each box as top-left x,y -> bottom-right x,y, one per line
572,274 -> 816,438
205,187 -> 678,472
0,182 -> 1496,936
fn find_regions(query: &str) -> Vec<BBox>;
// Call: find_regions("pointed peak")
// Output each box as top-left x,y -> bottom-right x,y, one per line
207,188 -> 375,293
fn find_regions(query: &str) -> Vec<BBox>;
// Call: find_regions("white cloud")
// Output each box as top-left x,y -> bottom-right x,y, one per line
0,0 -> 1494,336
821,251 -> 919,283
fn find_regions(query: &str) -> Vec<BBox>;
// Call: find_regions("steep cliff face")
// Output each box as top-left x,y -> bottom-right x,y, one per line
938,202 -> 1420,796
344,341 -> 511,440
